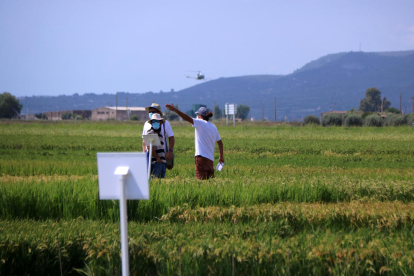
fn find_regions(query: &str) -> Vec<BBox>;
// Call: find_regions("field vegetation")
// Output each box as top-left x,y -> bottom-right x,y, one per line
1,120 -> 414,275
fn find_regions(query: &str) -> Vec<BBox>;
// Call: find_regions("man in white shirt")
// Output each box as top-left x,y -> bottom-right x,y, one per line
165,103 -> 224,180
142,103 -> 174,178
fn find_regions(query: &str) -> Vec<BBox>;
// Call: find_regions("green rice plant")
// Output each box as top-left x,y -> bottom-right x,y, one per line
2,175 -> 414,221
1,121 -> 414,275
2,219 -> 414,275
160,201 -> 414,230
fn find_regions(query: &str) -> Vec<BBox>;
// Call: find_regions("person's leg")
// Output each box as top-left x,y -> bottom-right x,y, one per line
160,163 -> 166,178
151,162 -> 162,178
151,162 -> 166,178
195,156 -> 214,180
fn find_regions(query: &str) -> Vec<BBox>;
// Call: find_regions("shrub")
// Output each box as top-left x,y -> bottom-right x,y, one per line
303,115 -> 320,125
321,113 -> 342,127
384,114 -> 406,126
405,114 -> 414,126
130,115 -> 139,121
34,113 -> 47,120
364,114 -> 383,127
61,113 -> 72,120
361,112 -> 373,119
344,114 -> 363,127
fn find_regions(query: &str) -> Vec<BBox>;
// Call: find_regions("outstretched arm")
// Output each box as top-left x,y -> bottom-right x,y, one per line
165,102 -> 194,124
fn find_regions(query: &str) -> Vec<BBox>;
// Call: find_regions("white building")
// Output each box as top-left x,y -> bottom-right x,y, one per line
91,106 -> 147,121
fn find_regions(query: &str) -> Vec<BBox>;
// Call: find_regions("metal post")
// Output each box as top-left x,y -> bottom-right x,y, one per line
148,141 -> 153,180
119,174 -> 129,276
400,93 -> 402,114
226,103 -> 229,126
274,97 -> 276,122
233,114 -> 235,127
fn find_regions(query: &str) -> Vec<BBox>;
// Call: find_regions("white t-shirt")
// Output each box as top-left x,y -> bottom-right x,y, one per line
192,118 -> 221,161
142,120 -> 174,153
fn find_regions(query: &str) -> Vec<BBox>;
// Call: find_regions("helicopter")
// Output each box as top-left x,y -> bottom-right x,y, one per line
185,71 -> 206,80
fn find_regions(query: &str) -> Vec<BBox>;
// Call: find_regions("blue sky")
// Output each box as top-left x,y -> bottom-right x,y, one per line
1,0 -> 414,97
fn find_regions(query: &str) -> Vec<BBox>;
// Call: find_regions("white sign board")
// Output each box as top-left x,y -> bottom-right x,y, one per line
225,103 -> 237,115
97,152 -> 149,200
143,134 -> 161,147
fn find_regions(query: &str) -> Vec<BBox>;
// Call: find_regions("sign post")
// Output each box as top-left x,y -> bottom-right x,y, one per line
225,103 -> 237,126
115,166 -> 130,275
143,134 -> 161,180
97,153 -> 149,276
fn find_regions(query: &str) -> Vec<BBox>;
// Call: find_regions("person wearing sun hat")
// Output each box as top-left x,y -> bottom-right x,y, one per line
144,102 -> 163,117
142,103 -> 174,178
165,102 -> 224,180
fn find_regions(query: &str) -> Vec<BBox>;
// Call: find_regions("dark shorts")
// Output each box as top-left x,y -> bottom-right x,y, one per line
151,162 -> 166,178
195,155 -> 214,180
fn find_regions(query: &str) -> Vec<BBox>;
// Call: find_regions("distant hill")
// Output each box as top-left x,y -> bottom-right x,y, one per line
20,50 -> 414,120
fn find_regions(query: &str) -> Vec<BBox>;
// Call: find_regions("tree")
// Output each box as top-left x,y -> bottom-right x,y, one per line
385,107 -> 400,114
382,97 -> 391,111
214,105 -> 222,119
0,92 -> 22,119
237,104 -> 250,120
35,113 -> 47,120
358,87 -> 382,112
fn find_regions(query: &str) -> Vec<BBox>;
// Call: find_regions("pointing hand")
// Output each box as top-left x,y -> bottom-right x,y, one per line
165,102 -> 175,110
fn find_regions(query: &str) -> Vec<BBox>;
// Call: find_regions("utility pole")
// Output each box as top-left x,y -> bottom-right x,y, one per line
274,97 -> 276,122
126,98 -> 129,120
412,96 -> 414,113
116,92 -> 118,120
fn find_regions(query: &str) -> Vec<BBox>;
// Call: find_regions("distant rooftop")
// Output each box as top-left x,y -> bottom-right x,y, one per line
105,106 -> 146,111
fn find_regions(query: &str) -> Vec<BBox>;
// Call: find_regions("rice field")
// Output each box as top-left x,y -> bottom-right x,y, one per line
1,120 -> 414,275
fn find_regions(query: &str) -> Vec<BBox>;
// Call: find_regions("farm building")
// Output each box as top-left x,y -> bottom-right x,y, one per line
91,106 -> 147,121
43,110 -> 92,120
15,114 -> 38,120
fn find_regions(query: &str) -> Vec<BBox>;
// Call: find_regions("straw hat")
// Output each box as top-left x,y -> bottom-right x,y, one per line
145,103 -> 163,117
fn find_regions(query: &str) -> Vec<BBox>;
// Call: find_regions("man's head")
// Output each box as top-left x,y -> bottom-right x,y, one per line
145,103 -> 163,117
149,113 -> 164,130
196,107 -> 213,121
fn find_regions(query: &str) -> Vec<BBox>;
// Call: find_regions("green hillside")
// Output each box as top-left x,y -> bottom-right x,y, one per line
19,50 -> 414,121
